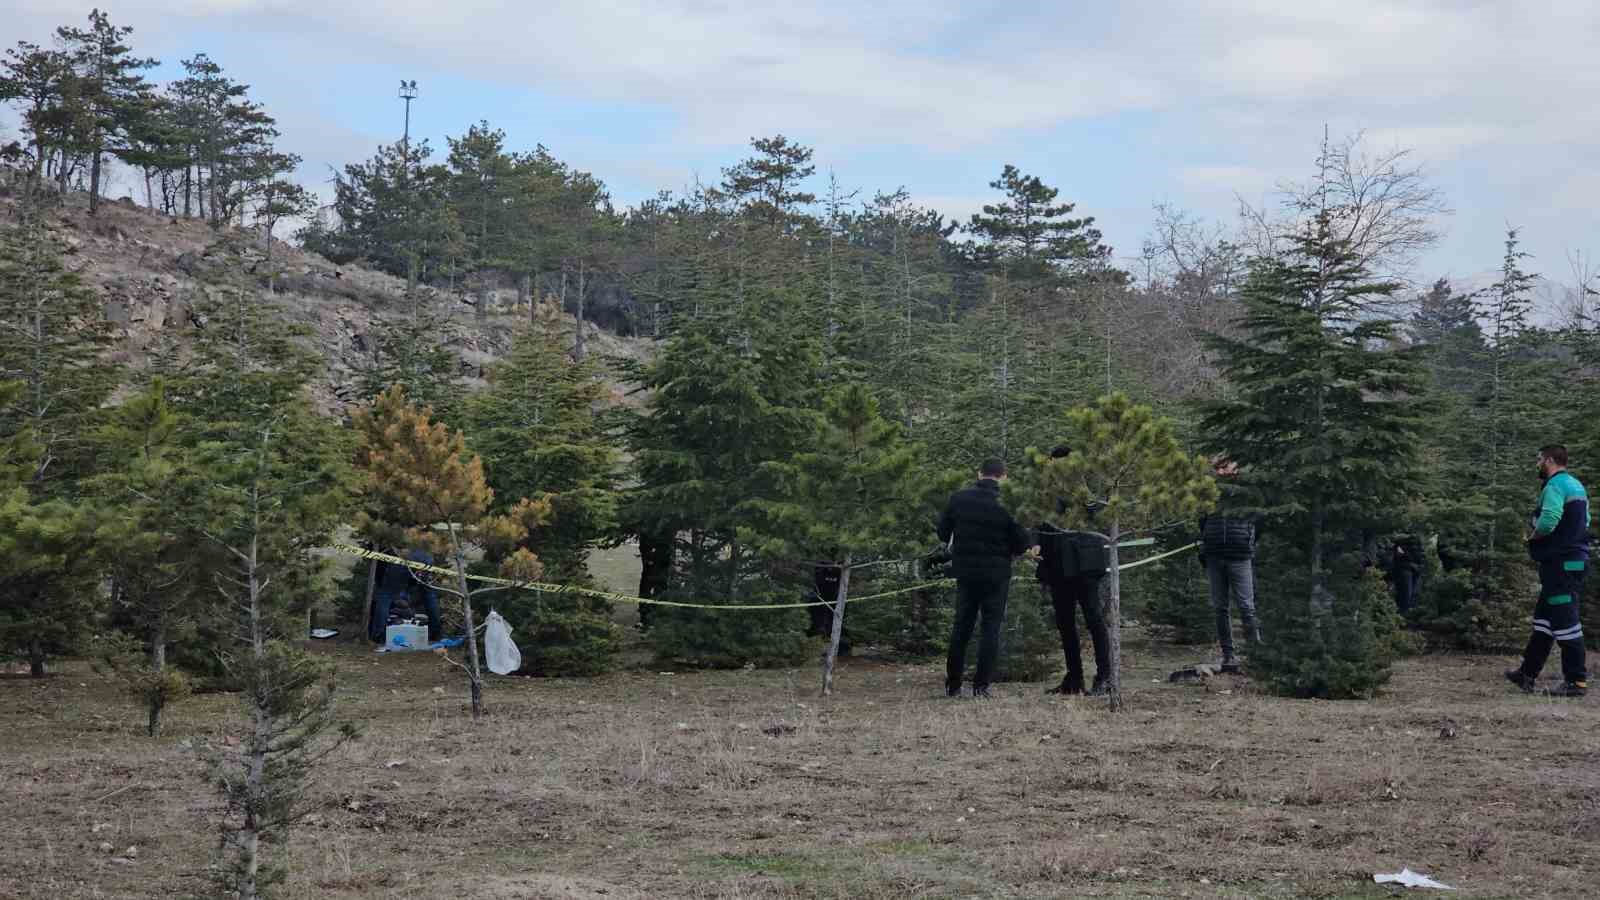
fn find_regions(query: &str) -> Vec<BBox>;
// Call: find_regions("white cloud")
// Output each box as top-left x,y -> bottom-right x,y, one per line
9,1 -> 1599,276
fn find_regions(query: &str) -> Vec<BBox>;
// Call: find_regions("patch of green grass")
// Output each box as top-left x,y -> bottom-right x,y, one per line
697,850 -> 838,880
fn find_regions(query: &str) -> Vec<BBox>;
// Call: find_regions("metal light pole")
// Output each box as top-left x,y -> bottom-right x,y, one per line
397,79 -> 420,297
399,80 -> 418,151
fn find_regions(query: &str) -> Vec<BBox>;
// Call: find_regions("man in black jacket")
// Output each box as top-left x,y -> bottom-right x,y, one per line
1038,445 -> 1111,695
1198,459 -> 1260,672
938,458 -> 1036,698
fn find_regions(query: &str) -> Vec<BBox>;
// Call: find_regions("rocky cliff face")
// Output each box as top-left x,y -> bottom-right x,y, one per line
26,194 -> 649,413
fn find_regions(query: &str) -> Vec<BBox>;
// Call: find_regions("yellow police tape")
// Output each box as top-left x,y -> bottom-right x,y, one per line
334,541 -> 1199,612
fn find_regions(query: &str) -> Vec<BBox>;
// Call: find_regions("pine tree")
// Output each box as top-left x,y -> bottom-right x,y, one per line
303,139 -> 463,290
1408,278 -> 1484,397
54,9 -> 158,214
354,386 -> 552,717
718,134 -> 817,231
1,41 -> 75,185
0,185 -> 116,674
463,325 -> 621,675
1019,393 -> 1217,710
966,164 -> 1116,286
741,383 -> 926,694
89,381 -> 204,736
190,397 -> 353,900
1201,206 -> 1429,698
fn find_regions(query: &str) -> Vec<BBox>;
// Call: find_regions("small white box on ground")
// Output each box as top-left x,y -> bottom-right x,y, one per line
385,623 -> 428,651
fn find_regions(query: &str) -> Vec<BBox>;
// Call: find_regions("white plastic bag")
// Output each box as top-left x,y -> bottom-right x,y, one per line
1374,869 -> 1455,891
483,610 -> 522,675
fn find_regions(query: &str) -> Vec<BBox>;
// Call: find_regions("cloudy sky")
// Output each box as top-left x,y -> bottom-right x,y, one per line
8,1 -> 1599,290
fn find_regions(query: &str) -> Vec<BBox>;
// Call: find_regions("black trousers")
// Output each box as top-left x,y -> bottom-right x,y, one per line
1046,576 -> 1110,687
1392,568 -> 1421,614
1519,559 -> 1588,684
946,574 -> 1011,691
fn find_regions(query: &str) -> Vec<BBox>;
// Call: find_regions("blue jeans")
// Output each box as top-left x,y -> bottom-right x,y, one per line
1206,557 -> 1258,658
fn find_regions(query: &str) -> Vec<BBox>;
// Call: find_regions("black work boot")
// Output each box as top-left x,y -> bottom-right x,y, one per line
1546,680 -> 1587,698
1504,669 -> 1537,693
945,679 -> 962,698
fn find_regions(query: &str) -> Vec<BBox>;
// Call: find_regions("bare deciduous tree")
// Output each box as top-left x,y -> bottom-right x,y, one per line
1239,130 -> 1451,289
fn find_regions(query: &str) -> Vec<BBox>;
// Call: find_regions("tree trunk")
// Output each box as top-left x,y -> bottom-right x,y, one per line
28,636 -> 46,678
88,150 -> 103,215
239,532 -> 267,900
448,532 -> 485,720
821,559 -> 852,696
1104,522 -> 1123,712
361,559 -> 377,640
574,261 -> 587,361
147,611 -> 167,737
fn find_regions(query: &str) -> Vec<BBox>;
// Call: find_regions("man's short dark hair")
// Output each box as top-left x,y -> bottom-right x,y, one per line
1540,445 -> 1569,467
979,458 -> 1007,479
1050,444 -> 1072,459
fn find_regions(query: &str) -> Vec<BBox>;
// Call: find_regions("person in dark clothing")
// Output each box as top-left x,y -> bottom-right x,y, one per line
938,458 -> 1036,698
369,548 -> 444,643
808,564 -> 850,655
1037,445 -> 1111,696
1386,534 -> 1424,615
1198,461 -> 1260,672
1506,445 -> 1590,697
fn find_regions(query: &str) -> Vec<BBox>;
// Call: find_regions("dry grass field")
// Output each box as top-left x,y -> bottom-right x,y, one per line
2,627 -> 1597,900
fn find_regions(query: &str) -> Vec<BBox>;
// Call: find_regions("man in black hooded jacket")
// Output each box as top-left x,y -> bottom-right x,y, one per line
937,458 -> 1036,698
1037,445 -> 1111,695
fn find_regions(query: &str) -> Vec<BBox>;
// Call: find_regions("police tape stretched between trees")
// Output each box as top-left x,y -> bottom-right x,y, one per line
359,441 -> 1590,704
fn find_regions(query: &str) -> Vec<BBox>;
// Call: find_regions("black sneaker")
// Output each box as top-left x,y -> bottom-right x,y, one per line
1504,669 -> 1536,693
972,686 -> 994,700
1046,677 -> 1084,696
1219,658 -> 1243,675
1086,678 -> 1110,696
1546,680 -> 1587,698
945,683 -> 962,698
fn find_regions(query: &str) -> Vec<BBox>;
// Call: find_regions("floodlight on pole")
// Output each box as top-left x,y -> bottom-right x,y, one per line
399,79 -> 418,150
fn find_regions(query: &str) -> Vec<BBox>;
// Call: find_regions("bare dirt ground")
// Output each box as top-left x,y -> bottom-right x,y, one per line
2,630 -> 1597,900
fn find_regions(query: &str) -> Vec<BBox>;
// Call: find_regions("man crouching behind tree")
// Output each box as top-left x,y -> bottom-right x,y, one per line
938,458 -> 1036,699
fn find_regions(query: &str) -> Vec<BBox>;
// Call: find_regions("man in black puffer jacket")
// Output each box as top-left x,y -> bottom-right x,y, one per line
937,458 -> 1036,698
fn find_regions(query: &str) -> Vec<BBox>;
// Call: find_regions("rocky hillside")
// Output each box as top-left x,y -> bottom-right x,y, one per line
29,192 -> 650,412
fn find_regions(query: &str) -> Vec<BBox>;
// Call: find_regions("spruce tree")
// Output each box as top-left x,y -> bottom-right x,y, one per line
628,260 -> 823,665
1201,207 -> 1428,698
463,325 -> 621,675
740,383 -> 926,694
